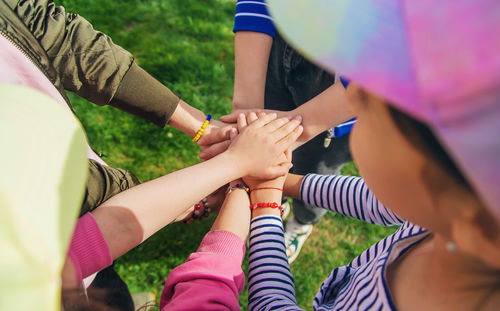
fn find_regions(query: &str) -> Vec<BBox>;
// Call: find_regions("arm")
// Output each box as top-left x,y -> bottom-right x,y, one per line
221,82 -> 354,150
244,158 -> 303,310
233,0 -> 275,111
160,181 -> 250,310
62,114 -> 302,284
7,1 -> 177,125
7,0 -> 231,136
248,216 -> 302,310
194,1 -> 274,158
287,173 -> 404,226
233,31 -> 273,111
91,114 -> 302,260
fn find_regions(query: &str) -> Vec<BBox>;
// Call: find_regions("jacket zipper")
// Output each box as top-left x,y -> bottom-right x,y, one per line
0,29 -> 54,83
0,28 -> 105,159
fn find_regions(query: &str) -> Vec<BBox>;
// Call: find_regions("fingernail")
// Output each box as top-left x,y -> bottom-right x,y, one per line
293,115 -> 302,122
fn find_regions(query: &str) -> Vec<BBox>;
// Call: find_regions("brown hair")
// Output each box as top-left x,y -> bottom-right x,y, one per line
387,105 -> 473,192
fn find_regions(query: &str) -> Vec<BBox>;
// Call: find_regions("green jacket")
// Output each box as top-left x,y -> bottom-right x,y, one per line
0,0 -> 180,210
0,0 -> 179,127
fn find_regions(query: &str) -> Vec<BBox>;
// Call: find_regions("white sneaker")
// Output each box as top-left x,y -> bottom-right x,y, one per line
281,200 -> 291,220
284,216 -> 313,264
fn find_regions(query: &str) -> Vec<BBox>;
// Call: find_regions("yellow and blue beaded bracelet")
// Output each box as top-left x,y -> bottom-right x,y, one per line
192,114 -> 212,143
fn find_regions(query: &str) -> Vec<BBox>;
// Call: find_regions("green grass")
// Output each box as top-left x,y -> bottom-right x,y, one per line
57,0 -> 396,309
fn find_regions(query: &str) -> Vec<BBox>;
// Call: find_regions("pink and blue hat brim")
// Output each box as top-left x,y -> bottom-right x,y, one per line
268,0 -> 500,220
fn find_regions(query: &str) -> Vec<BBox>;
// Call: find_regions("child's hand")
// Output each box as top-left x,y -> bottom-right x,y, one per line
243,149 -> 291,191
226,112 -> 302,179
198,120 -> 237,161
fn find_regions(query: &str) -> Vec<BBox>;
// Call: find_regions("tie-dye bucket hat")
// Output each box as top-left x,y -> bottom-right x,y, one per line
0,85 -> 88,310
267,0 -> 500,221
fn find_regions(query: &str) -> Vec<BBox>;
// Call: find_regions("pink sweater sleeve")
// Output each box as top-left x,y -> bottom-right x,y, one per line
67,212 -> 113,282
160,230 -> 246,311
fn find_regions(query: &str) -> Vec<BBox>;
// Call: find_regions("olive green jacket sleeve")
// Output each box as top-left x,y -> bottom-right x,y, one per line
6,0 -> 179,127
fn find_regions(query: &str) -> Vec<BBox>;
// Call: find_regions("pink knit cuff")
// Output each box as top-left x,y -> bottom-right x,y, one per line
67,213 -> 113,282
197,231 -> 246,261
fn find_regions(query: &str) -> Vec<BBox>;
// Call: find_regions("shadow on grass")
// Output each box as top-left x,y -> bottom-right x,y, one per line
114,215 -> 216,300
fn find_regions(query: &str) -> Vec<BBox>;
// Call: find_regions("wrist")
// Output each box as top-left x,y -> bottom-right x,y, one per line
192,114 -> 212,143
217,151 -> 248,179
251,204 -> 282,218
168,100 -> 207,138
250,187 -> 282,206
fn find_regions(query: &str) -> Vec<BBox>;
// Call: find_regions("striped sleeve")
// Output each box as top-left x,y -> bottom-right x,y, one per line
247,216 -> 303,310
233,0 -> 276,38
300,174 -> 404,226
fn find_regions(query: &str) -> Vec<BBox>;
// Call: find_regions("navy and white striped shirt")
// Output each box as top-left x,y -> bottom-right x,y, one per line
234,0 -> 276,37
248,174 -> 428,310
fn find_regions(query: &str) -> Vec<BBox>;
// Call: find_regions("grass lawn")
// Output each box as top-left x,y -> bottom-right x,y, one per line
57,0 -> 397,309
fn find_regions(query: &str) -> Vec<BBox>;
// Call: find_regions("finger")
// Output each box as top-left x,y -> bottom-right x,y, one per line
220,111 -> 240,123
237,113 -> 248,132
261,116 -> 292,133
262,162 -> 294,179
198,124 -> 234,146
277,125 -> 304,151
220,109 -> 261,123
229,128 -> 238,141
247,112 -> 278,129
199,140 -> 232,160
183,210 -> 195,224
271,118 -> 302,140
273,152 -> 288,165
247,112 -> 258,124
284,148 -> 293,162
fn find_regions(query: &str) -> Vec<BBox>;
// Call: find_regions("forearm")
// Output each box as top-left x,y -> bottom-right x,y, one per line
290,82 -> 354,147
248,216 -> 300,310
161,231 -> 246,310
167,99 -> 210,138
92,152 -> 242,259
109,62 -> 180,127
247,182 -> 299,309
233,31 -> 273,110
250,182 -> 283,218
224,82 -> 354,149
283,174 -> 304,199
210,184 -> 251,241
300,174 -> 404,226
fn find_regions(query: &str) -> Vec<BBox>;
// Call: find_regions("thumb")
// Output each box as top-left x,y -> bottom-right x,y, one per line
263,162 -> 293,179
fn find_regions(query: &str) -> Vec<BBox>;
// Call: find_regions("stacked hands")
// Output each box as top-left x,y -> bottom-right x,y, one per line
181,111 -> 302,223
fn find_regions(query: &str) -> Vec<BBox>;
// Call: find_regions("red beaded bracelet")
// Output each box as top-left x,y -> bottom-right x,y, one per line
250,202 -> 284,215
250,187 -> 283,192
